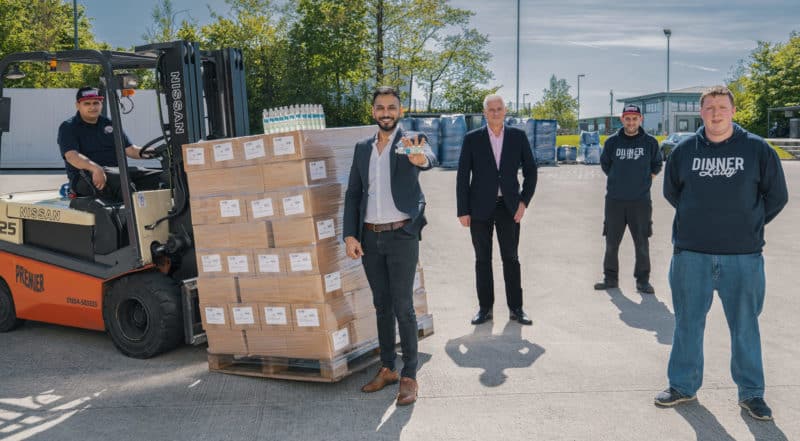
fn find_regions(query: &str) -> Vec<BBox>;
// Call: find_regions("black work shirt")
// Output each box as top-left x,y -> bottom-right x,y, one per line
57,112 -> 132,183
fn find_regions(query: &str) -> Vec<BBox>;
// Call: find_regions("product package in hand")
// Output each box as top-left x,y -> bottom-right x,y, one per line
395,132 -> 429,155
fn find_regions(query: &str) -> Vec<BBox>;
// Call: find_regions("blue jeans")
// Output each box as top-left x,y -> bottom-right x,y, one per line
667,250 -> 766,401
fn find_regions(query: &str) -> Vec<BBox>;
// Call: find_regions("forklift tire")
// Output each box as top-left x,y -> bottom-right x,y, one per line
104,271 -> 184,358
0,279 -> 25,332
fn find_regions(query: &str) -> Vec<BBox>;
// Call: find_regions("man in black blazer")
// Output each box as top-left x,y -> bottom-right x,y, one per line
343,86 -> 437,406
456,94 -> 537,326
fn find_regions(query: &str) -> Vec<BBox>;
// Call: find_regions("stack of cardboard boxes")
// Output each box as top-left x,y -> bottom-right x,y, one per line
183,127 -> 431,364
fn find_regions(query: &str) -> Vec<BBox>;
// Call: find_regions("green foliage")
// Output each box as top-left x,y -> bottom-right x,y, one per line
441,82 -> 500,114
727,31 -> 800,136
142,0 -> 199,44
531,75 -> 578,131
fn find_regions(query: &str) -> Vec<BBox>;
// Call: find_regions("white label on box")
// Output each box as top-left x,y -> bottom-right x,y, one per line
251,198 -> 274,218
258,254 -> 281,273
227,255 -> 250,273
264,306 -> 288,325
309,160 -> 327,180
244,139 -> 266,160
413,271 -> 421,290
219,199 -> 241,218
332,327 -> 350,351
324,271 -> 341,293
282,195 -> 306,216
289,252 -> 313,272
186,147 -> 206,165
316,219 -> 335,240
213,142 -> 235,162
296,308 -> 320,327
201,254 -> 222,273
136,193 -> 146,208
273,136 -> 296,156
232,306 -> 255,325
204,307 -> 225,325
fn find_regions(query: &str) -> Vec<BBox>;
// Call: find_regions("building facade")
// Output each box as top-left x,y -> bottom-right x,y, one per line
616,86 -> 705,135
578,115 -> 622,135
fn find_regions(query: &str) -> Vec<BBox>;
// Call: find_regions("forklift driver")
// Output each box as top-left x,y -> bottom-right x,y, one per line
57,86 -> 163,202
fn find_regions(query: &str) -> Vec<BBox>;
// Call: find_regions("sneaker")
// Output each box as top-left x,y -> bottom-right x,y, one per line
739,397 -> 773,421
636,281 -> 655,294
593,280 -> 618,290
654,387 -> 696,407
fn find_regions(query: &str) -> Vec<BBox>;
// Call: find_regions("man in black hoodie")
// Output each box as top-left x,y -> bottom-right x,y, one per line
594,104 -> 662,294
654,86 -> 788,421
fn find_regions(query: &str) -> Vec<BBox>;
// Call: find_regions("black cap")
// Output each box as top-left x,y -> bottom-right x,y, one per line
621,104 -> 641,116
76,87 -> 103,102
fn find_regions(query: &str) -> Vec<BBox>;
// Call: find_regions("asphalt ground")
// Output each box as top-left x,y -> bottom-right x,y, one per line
0,163 -> 798,441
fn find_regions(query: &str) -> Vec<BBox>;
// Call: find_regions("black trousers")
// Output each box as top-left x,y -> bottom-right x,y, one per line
73,166 -> 163,202
470,198 -> 522,311
360,227 -> 419,379
602,198 -> 652,283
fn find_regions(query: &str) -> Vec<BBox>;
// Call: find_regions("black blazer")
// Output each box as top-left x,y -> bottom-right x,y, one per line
456,126 -> 538,221
343,129 -> 438,241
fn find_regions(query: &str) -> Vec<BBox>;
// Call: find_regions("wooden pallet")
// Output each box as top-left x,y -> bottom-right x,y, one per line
208,314 -> 434,382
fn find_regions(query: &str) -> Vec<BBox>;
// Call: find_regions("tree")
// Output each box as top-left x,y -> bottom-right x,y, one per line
440,81 -> 500,114
416,28 -> 492,112
142,0 -> 198,44
287,0 -> 371,126
531,75 -> 578,131
727,31 -> 800,135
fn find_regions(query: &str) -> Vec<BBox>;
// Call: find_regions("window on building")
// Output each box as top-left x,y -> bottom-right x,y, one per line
679,101 -> 687,111
598,123 -> 605,132
589,123 -> 595,131
679,119 -> 688,131
646,103 -> 658,113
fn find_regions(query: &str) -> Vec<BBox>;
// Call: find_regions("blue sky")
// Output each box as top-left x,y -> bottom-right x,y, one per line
82,0 -> 798,118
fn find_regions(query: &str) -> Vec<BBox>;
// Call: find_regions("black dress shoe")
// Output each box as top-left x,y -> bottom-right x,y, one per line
471,309 -> 492,325
594,280 -> 618,290
509,308 -> 532,325
636,281 -> 655,294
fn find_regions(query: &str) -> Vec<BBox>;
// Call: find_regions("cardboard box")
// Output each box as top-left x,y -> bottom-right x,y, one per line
277,184 -> 342,218
347,288 -> 374,317
200,303 -> 231,330
271,214 -> 340,247
282,241 -> 350,276
233,134 -> 271,164
273,265 -> 369,303
290,296 -> 354,333
262,157 -> 337,190
182,143 -> 210,172
197,276 -> 239,303
229,303 -> 261,331
192,195 -> 249,225
196,249 -> 255,278
350,314 -> 378,344
413,266 -> 425,291
245,330 -> 287,355
252,249 -> 286,277
256,302 -> 292,331
193,221 -> 272,249
206,329 -> 248,355
413,288 -> 428,316
282,326 -> 352,359
243,193 -> 281,221
186,165 -> 264,196
238,275 -> 281,303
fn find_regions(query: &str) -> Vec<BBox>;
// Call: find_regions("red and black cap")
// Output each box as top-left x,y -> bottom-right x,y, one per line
621,104 -> 641,116
76,87 -> 104,103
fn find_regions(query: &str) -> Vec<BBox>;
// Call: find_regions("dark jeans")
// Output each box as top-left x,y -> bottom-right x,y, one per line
469,198 -> 522,311
360,226 -> 419,379
602,198 -> 652,283
73,166 -> 163,202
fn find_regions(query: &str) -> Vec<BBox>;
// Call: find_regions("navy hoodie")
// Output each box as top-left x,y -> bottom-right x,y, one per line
663,123 -> 788,254
600,127 -> 662,200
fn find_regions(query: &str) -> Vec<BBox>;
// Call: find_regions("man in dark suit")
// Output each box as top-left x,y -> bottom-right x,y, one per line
343,86 -> 437,406
456,94 -> 538,326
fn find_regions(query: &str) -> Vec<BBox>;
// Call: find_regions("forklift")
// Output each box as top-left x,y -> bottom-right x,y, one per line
0,41 -> 250,358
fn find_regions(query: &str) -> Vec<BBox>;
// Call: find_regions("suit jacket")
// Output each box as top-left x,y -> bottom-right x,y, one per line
456,125 -> 538,221
343,128 -> 438,242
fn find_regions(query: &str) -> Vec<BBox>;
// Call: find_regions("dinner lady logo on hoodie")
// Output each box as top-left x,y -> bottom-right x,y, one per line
692,157 -> 744,178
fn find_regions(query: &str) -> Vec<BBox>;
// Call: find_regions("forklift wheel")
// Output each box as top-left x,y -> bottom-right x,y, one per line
0,279 -> 25,332
104,272 -> 184,358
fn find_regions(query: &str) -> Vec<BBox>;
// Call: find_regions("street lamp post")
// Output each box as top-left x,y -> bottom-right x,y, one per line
515,0 -> 520,114
577,73 -> 586,122
522,93 -> 530,116
73,0 -> 79,49
663,28 -> 671,135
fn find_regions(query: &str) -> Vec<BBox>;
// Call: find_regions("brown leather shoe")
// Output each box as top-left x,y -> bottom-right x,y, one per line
361,367 -> 399,393
396,377 -> 418,406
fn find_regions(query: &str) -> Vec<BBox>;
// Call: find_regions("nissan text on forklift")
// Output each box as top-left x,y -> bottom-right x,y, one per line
0,41 -> 250,358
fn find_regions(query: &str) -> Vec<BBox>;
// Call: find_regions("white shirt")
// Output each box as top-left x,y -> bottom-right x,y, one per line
364,129 -> 410,224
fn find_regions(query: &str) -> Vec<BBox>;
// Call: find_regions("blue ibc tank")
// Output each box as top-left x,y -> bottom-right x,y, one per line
533,119 -> 558,165
580,131 -> 602,165
439,114 -> 467,168
416,117 -> 441,153
557,146 -> 578,162
399,117 -> 416,132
